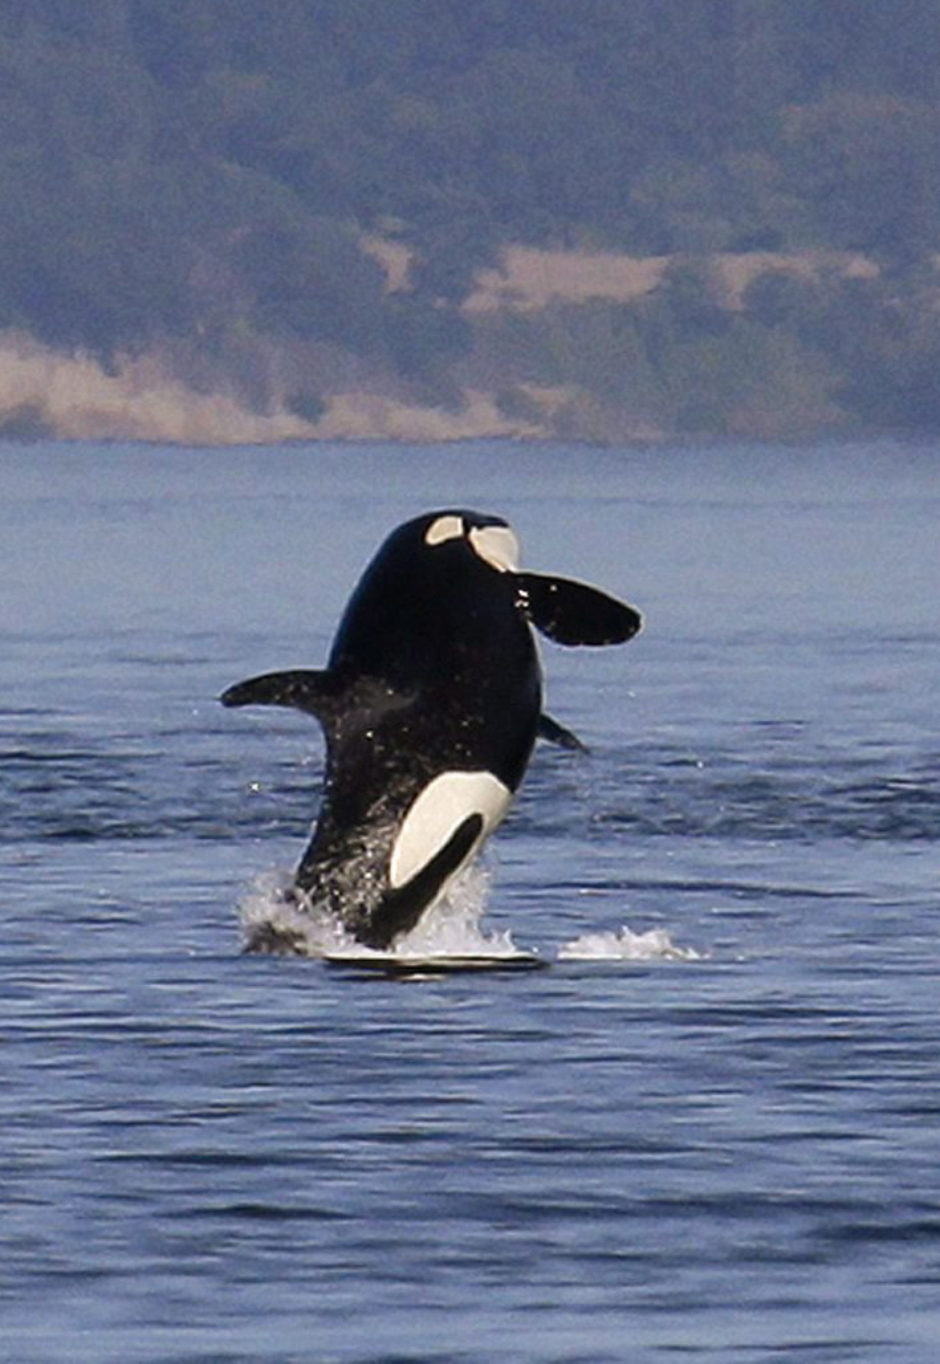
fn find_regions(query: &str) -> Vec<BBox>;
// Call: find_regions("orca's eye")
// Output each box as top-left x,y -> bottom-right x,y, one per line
424,514 -> 464,546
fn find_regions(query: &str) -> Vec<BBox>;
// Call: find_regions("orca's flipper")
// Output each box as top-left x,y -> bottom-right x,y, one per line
538,712 -> 587,752
220,669 -> 342,720
516,573 -> 642,647
221,668 -> 412,738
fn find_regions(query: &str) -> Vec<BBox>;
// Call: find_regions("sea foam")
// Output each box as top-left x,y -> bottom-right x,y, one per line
557,924 -> 703,962
239,868 -> 700,965
237,862 -> 523,961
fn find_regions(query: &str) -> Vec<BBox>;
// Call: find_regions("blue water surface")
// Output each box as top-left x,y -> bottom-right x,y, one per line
1,439 -> 939,1362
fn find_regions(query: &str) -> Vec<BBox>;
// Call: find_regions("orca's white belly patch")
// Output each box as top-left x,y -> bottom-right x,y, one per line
389,770 -> 512,889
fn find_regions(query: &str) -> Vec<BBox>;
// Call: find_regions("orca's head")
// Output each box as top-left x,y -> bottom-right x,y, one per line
339,509 -> 640,662
413,509 -> 642,649
420,510 -> 520,574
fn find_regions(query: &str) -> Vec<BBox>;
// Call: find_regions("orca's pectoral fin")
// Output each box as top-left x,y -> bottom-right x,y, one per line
538,712 -> 587,752
220,669 -> 341,719
515,572 -> 642,647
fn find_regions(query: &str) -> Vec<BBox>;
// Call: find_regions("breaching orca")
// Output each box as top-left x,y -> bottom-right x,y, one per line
221,510 -> 641,950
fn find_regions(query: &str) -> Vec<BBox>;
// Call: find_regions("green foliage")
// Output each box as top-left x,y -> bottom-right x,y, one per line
800,265 -> 940,433
781,94 -> 940,256
3,1 -> 940,434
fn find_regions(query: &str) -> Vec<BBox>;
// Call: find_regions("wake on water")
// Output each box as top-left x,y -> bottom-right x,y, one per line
237,864 -> 701,966
557,925 -> 702,962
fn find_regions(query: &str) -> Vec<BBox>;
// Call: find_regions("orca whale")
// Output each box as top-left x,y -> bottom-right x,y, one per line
221,510 -> 641,950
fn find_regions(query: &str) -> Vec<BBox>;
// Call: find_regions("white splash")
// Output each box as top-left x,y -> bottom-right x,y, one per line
238,871 -> 700,966
237,862 -> 523,961
238,869 -> 355,956
389,864 -> 522,959
557,924 -> 703,962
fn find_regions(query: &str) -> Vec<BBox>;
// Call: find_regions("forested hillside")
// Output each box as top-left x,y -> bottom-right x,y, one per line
3,0 -> 940,443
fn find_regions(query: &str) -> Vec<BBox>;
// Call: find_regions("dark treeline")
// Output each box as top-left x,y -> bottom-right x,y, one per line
4,0 -> 940,438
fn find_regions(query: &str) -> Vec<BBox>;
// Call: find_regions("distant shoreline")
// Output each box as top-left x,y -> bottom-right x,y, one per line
0,244 -> 890,448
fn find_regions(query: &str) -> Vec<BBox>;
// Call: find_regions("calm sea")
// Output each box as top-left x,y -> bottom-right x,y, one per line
2,440 -> 939,1362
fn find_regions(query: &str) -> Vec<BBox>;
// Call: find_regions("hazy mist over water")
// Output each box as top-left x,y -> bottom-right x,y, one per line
2,440 -> 939,1362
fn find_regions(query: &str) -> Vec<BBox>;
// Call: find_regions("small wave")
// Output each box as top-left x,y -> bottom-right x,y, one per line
557,924 -> 703,962
592,746 -> 940,844
237,863 -> 524,961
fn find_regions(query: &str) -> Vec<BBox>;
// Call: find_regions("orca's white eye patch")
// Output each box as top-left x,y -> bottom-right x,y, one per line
389,770 -> 512,889
468,524 -> 520,573
425,514 -> 464,546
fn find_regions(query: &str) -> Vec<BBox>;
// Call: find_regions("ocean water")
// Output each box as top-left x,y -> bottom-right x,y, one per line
1,439 -> 939,1362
